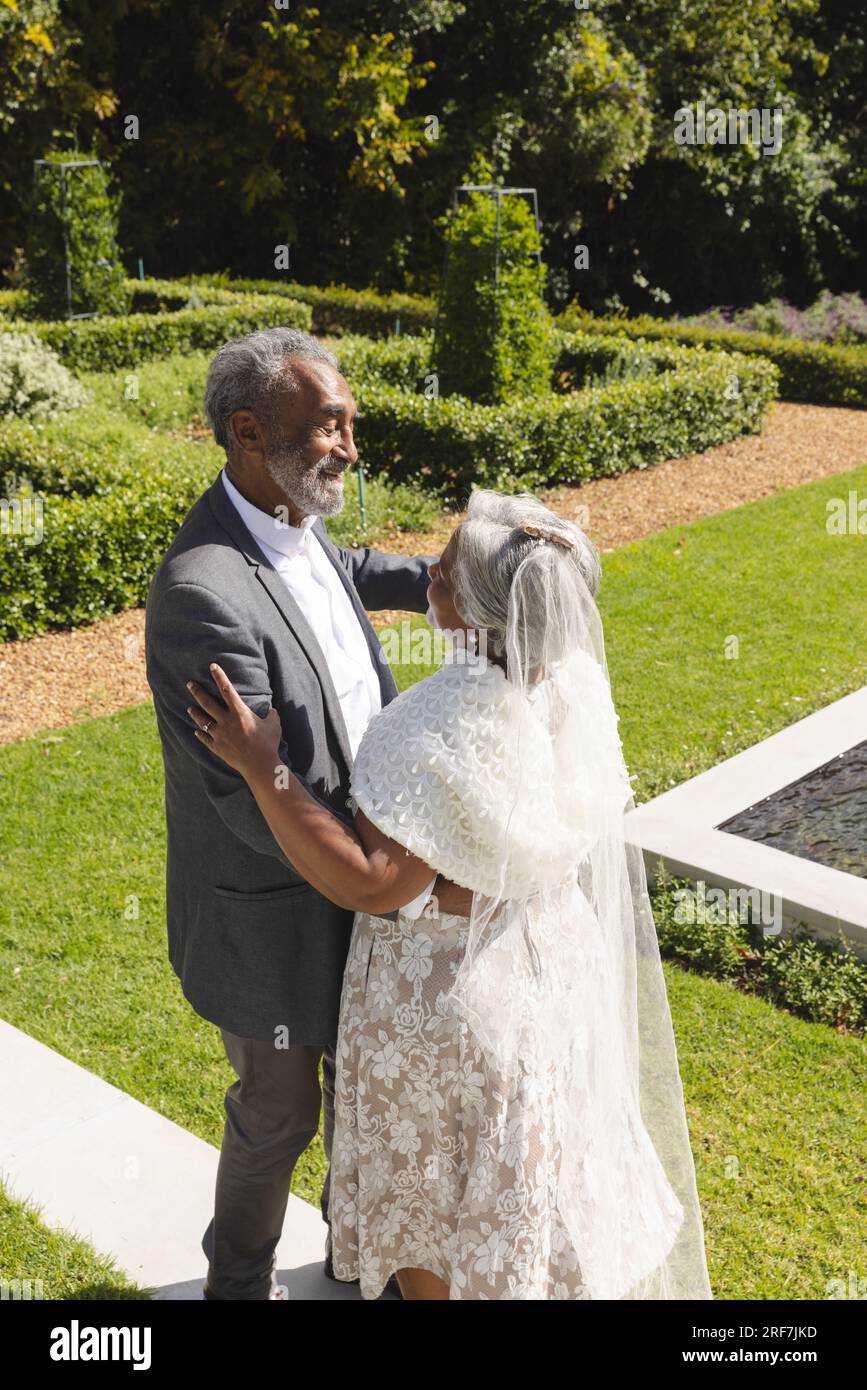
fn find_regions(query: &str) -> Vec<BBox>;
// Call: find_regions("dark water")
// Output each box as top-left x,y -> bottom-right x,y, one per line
717,740 -> 867,879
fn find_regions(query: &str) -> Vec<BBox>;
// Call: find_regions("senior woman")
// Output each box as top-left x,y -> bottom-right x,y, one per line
187,488 -> 713,1303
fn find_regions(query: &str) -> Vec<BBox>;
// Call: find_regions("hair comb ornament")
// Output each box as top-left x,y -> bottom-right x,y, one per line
516,520 -> 579,551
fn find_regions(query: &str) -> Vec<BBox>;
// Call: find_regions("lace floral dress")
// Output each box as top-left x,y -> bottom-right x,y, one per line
329,904 -> 591,1299
327,656 -> 685,1300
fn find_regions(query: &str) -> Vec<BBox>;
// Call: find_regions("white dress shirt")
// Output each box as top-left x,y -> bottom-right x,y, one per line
221,470 -> 435,918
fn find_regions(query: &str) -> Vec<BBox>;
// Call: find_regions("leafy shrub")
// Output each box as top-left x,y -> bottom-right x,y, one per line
126,281 -> 246,313
800,291 -> 867,346
0,325 -> 778,637
553,333 -> 718,387
0,411 -> 209,500
760,931 -> 867,1032
0,294 -> 313,371
334,332 -> 431,389
25,153 -> 130,319
651,865 -> 867,1034
432,188 -> 556,403
354,333 -> 779,502
0,332 -> 88,420
676,290 -> 867,347
182,275 -> 435,337
73,337 -> 429,436
651,866 -> 746,978
0,404 -> 438,640
0,288 -> 28,318
560,305 -> 867,407
0,473 -> 201,638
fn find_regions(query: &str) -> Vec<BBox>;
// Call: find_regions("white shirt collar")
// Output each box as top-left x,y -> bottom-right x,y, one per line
221,468 -> 317,559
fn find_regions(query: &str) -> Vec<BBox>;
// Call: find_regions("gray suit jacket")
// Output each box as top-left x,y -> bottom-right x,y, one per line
145,475 -> 434,1045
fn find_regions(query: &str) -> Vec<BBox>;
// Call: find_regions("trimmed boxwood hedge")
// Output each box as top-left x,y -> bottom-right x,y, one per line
122,279 -> 864,405
126,276 -> 434,336
0,470 -> 208,639
0,399 -> 439,640
350,332 -> 779,500
0,456 -> 439,641
0,414 -> 209,499
194,277 -> 435,337
0,329 -> 778,639
0,410 -> 215,637
0,293 -> 312,371
561,309 -> 867,408
4,272 -> 864,405
335,332 -> 430,387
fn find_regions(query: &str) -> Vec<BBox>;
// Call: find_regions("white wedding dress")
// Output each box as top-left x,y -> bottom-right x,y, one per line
327,652 -> 709,1300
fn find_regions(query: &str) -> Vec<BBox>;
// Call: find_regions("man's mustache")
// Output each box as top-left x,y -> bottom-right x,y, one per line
318,455 -> 349,476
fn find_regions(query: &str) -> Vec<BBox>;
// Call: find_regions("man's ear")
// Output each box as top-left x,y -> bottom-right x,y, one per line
229,408 -> 267,462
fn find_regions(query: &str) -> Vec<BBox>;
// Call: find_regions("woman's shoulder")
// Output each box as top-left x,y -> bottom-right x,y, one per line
378,656 -> 505,724
352,658 -> 505,782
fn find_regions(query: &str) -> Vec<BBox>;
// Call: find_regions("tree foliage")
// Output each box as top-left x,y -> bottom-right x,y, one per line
0,0 -> 864,313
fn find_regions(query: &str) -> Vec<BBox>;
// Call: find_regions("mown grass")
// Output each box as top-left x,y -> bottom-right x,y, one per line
598,461 -> 867,803
0,698 -> 863,1299
0,1184 -> 147,1300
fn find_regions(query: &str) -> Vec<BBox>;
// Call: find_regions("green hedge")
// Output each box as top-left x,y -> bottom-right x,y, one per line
334,332 -> 431,387
0,288 -> 28,317
0,329 -> 778,638
560,309 -> 867,408
0,294 -> 312,371
205,278 -> 435,337
126,280 -> 246,311
352,333 -> 779,500
0,402 -> 438,640
0,412 -> 214,637
0,471 -> 206,638
114,276 -> 434,337
0,413 -> 208,498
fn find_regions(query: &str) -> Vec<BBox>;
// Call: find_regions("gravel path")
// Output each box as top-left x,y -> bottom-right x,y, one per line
2,402 -> 864,746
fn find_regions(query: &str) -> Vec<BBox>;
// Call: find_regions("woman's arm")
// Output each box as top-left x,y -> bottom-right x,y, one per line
186,664 -> 437,914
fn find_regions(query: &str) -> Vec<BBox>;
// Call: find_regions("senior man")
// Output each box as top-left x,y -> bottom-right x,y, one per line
145,327 -> 466,1300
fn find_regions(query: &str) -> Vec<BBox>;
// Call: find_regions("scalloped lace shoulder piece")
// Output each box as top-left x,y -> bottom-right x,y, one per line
350,653 -> 632,900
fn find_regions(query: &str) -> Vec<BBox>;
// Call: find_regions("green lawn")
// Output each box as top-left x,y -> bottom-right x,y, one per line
0,1185 -> 146,1300
2,458 -> 866,1298
599,462 -> 867,803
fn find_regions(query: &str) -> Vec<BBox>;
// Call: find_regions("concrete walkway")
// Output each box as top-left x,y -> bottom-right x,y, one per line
0,1018 -> 395,1300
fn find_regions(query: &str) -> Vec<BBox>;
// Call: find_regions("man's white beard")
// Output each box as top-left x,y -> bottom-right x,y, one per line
264,441 -> 347,518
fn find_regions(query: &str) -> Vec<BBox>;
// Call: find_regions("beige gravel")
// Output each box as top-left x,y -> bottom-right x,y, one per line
2,402 -> 864,745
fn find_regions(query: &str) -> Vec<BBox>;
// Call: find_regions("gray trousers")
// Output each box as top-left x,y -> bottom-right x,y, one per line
201,1028 -> 336,1299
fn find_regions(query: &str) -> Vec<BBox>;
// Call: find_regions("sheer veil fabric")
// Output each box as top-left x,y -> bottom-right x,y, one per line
350,539 -> 712,1300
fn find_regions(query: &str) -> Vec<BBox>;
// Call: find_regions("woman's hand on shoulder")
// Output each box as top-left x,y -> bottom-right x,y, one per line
186,662 -> 283,782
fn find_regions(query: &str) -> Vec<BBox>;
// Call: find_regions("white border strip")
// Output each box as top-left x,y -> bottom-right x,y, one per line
0,1019 -> 380,1300
624,687 -> 867,957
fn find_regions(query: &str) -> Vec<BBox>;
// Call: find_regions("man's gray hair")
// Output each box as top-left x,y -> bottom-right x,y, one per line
203,327 -> 339,451
452,488 -> 601,662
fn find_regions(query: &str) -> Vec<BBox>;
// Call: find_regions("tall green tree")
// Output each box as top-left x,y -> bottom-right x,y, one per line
1,0 -> 864,312
0,0 -> 117,272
